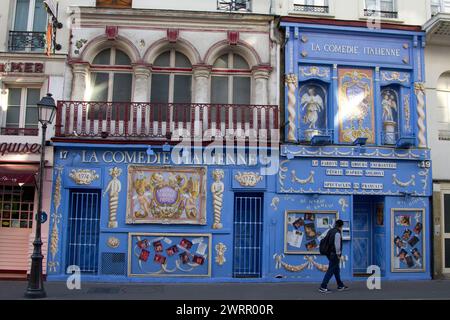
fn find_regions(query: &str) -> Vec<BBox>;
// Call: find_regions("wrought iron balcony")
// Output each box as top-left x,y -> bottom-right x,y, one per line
364,9 -> 398,19
1,127 -> 39,136
54,101 -> 279,142
8,31 -> 46,52
293,4 -> 330,14
217,0 -> 251,12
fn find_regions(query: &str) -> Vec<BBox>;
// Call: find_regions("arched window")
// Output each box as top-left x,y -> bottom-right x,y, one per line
90,48 -> 133,102
211,53 -> 251,104
150,50 -> 192,103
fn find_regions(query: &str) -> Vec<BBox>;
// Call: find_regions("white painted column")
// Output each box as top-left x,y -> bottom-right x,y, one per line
71,63 -> 89,101
252,66 -> 271,138
132,64 -> 151,135
193,65 -> 211,138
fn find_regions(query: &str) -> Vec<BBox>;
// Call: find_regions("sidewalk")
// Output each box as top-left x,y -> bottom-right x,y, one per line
1,280 -> 450,300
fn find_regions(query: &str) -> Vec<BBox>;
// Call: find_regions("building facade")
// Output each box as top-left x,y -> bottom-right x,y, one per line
0,0 -> 68,278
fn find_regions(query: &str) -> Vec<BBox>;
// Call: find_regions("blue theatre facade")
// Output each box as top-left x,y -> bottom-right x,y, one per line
46,20 -> 432,283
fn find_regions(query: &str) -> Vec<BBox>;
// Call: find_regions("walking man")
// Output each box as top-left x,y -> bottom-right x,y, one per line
319,220 -> 349,293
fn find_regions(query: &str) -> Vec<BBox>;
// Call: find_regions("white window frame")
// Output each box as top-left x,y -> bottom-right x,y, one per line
150,49 -> 193,104
290,0 -> 335,17
3,87 -> 42,130
440,189 -> 450,273
359,0 -> 402,22
12,0 -> 47,32
210,52 -> 253,105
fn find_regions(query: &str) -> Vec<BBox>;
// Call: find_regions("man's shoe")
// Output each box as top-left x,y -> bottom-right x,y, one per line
337,286 -> 349,292
318,287 -> 332,294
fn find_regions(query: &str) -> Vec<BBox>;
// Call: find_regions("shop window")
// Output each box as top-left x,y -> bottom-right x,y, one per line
96,0 -> 132,9
298,82 -> 329,143
0,185 -> 35,229
211,53 -> 251,105
3,87 -> 40,136
89,48 -> 133,120
151,50 -> 192,104
381,86 -> 400,145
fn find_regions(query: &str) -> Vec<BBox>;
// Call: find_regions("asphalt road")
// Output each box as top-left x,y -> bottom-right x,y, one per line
1,279 -> 450,300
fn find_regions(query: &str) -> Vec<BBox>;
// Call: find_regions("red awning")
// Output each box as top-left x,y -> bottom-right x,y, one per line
0,164 -> 38,185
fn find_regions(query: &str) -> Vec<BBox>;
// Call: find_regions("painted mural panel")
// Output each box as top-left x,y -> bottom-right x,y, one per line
126,166 -> 207,225
391,209 -> 425,272
284,211 -> 338,254
128,233 -> 211,277
338,69 -> 375,144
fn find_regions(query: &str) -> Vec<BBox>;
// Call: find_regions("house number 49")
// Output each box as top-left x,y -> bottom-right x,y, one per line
419,161 -> 431,169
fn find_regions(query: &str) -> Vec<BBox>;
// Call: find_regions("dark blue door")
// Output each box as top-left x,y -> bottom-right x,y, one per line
233,193 -> 263,278
353,201 -> 372,274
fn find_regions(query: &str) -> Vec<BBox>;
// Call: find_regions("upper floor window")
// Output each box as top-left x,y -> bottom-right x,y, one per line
431,0 -> 450,15
96,0 -> 132,9
364,0 -> 398,19
293,0 -> 330,14
211,53 -> 251,105
3,87 -> 40,136
217,0 -> 251,12
151,50 -> 192,104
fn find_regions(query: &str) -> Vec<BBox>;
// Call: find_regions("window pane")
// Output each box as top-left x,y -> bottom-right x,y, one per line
213,54 -> 228,69
8,88 -> 22,106
446,239 -> 450,269
90,73 -> 109,101
115,49 -> 131,65
233,54 -> 249,69
25,107 -> 38,128
113,73 -> 132,102
174,75 -> 192,103
26,88 -> 41,105
14,0 -> 30,31
6,107 -> 20,127
153,51 -> 170,67
175,52 -> 192,68
93,49 -> 111,65
233,77 -> 251,104
211,76 -> 229,104
33,0 -> 47,32
151,74 -> 170,103
444,194 -> 450,234
366,0 -> 377,9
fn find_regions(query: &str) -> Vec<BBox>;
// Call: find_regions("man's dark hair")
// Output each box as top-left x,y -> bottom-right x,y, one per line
335,220 -> 344,228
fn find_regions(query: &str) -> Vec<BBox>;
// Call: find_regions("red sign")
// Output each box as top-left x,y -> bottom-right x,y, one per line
0,62 -> 44,73
0,143 -> 41,156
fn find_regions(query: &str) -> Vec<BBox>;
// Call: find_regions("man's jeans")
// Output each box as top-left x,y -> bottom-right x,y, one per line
320,253 -> 344,289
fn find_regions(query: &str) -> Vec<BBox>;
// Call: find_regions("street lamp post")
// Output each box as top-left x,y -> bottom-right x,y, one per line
25,93 -> 56,299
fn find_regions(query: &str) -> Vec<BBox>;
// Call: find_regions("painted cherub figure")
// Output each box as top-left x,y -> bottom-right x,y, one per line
301,87 -> 324,129
133,177 -> 151,218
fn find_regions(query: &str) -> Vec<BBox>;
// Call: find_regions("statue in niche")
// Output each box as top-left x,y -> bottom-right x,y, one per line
382,90 -> 398,123
300,87 -> 324,130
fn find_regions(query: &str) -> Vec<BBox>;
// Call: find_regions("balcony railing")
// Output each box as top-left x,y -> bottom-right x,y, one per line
8,31 -> 46,52
364,9 -> 398,19
55,101 -> 279,142
1,127 -> 39,136
293,4 -> 329,14
217,0 -> 251,12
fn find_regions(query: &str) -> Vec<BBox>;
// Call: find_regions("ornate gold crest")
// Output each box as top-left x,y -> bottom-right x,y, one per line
234,171 -> 263,187
69,169 -> 99,185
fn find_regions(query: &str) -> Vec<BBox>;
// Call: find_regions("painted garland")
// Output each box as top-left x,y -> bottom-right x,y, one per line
48,166 -> 63,272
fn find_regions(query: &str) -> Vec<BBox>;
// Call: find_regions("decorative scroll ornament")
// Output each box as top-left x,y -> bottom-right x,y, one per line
273,254 -> 332,273
270,197 -> 280,211
392,174 -> 416,187
291,170 -> 315,185
381,71 -> 410,83
278,160 -> 289,187
234,171 -> 263,187
415,83 -> 427,148
104,167 -> 122,228
339,198 -> 349,212
69,169 -> 99,185
300,66 -> 330,78
48,166 -> 63,272
215,243 -> 227,266
211,169 -> 224,229
285,74 -> 298,142
107,237 -> 120,249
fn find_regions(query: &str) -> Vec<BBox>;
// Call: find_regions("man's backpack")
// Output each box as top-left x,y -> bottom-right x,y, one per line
319,228 -> 335,255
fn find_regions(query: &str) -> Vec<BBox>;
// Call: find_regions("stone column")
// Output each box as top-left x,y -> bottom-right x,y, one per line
132,64 -> 151,135
252,66 -> 271,139
193,65 -> 211,138
71,62 -> 89,101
